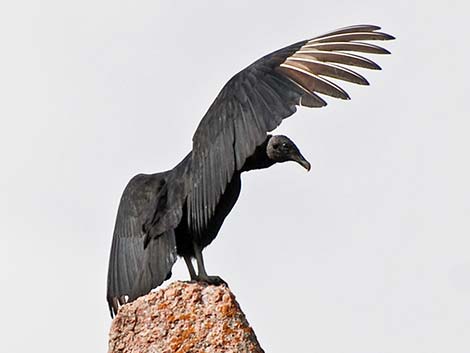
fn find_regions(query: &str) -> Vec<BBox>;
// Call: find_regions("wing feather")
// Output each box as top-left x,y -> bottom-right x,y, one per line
303,41 -> 391,55
293,51 -> 382,70
284,58 -> 370,85
278,63 -> 350,99
314,24 -> 382,38
308,31 -> 395,43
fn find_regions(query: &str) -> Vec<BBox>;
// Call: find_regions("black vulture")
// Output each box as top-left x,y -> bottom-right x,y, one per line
107,24 -> 394,317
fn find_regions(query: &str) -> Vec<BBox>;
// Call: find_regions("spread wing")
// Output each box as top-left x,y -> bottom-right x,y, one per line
106,173 -> 178,317
188,24 -> 394,234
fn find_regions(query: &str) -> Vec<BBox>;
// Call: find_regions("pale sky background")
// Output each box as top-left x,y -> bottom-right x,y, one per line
1,1 -> 470,352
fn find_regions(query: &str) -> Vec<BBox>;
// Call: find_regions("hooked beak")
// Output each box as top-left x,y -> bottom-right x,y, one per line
292,152 -> 311,171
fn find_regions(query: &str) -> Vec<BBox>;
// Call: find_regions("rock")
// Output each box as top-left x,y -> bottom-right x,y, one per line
108,281 -> 264,353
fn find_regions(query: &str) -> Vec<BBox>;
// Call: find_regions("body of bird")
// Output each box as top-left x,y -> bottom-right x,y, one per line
107,24 -> 394,317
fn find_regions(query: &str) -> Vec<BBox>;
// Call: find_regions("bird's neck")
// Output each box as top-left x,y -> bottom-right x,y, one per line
240,136 -> 275,172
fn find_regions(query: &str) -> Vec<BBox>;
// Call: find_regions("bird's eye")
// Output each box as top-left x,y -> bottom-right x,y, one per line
272,143 -> 280,149
282,143 -> 287,148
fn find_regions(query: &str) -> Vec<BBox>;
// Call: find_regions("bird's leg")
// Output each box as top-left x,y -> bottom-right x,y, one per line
192,242 -> 226,286
193,242 -> 209,278
183,255 -> 197,280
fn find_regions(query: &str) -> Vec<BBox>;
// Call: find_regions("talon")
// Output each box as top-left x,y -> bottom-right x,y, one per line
196,275 -> 227,286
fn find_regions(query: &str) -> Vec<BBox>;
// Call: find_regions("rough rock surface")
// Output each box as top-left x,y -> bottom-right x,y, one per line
108,281 -> 264,353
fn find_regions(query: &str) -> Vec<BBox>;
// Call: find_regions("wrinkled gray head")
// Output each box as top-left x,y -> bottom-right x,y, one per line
266,135 -> 311,171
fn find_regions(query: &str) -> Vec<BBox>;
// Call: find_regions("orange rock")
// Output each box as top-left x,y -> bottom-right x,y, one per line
108,281 -> 264,353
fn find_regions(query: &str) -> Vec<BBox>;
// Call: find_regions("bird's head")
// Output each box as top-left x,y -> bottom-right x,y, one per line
266,135 -> 311,171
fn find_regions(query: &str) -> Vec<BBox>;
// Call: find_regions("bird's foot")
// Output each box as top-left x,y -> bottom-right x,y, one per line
194,274 -> 227,286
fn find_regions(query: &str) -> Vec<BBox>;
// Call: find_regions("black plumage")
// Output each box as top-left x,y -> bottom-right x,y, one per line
107,24 -> 394,317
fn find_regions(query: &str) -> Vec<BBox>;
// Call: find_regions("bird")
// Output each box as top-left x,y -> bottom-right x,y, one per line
106,24 -> 394,317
